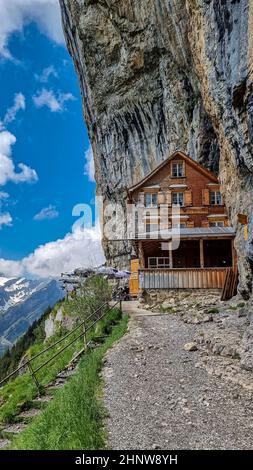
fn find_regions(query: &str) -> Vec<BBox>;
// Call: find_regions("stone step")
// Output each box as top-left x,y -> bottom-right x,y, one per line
2,422 -> 27,435
46,383 -> 64,391
57,369 -> 75,380
18,408 -> 41,420
0,438 -> 11,449
54,378 -> 66,386
33,394 -> 53,404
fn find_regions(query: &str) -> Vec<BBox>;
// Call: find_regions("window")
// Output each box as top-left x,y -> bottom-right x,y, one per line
210,221 -> 224,227
145,193 -> 158,207
172,221 -> 186,228
172,162 -> 184,178
172,192 -> 184,206
148,258 -> 171,269
146,222 -> 159,233
210,191 -> 222,205
149,258 -> 157,268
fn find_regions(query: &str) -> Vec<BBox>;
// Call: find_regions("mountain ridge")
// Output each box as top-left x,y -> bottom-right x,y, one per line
0,276 -> 64,356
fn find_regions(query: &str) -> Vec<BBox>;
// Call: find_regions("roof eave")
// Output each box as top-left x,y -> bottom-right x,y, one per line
128,151 -> 219,193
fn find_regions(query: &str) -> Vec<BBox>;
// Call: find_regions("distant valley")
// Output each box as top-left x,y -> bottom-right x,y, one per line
0,277 -> 64,356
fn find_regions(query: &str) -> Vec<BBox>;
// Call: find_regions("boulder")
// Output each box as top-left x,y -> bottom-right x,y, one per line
183,342 -> 198,352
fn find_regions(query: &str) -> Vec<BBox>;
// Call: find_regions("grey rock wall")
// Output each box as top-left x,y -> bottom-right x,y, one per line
59,0 -> 253,297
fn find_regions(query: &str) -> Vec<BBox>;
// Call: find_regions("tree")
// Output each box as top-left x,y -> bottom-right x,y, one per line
64,275 -> 112,349
65,274 -> 112,322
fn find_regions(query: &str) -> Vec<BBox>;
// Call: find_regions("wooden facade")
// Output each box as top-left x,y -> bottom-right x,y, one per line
128,151 -> 229,231
128,151 -> 236,296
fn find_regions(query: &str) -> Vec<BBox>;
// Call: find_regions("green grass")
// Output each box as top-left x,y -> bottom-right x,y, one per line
228,302 -> 245,311
0,332 -> 84,424
10,313 -> 128,450
0,307 -> 122,425
232,352 -> 241,360
160,306 -> 172,313
207,308 -> 219,314
228,303 -> 245,311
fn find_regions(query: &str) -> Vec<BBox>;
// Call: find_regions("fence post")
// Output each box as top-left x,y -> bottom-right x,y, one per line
83,322 -> 88,352
27,361 -> 41,395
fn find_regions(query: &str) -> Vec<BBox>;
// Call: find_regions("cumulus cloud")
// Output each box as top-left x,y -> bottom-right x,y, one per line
34,204 -> 59,221
33,88 -> 75,112
35,65 -> 58,83
2,92 -> 26,126
0,225 -> 105,278
0,212 -> 12,229
0,258 -> 23,277
84,145 -> 95,182
0,130 -> 38,186
0,0 -> 63,59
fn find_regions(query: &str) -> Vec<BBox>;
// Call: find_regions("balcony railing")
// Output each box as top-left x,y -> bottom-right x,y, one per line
139,267 -> 227,289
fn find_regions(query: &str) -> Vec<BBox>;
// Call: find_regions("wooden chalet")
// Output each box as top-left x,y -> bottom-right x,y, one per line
127,151 -> 236,296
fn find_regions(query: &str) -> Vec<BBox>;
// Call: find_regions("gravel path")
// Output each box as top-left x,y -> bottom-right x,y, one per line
102,312 -> 253,450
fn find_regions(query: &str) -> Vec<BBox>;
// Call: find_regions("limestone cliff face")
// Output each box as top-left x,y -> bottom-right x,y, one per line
59,0 -> 253,297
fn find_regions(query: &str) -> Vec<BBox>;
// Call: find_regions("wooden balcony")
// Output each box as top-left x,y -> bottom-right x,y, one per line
139,268 -> 227,289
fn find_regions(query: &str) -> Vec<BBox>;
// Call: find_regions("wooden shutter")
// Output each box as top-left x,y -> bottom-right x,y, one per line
201,219 -> 209,228
158,191 -> 165,205
139,192 -> 145,206
166,190 -> 172,206
129,275 -> 139,297
187,220 -> 194,228
131,259 -> 139,273
130,261 -> 139,297
202,189 -> 210,206
185,190 -> 192,206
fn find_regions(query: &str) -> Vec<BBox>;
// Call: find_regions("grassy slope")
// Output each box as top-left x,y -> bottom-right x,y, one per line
0,326 -> 84,424
10,313 -> 128,450
0,305 -> 123,424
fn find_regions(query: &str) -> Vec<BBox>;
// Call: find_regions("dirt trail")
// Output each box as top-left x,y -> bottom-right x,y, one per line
102,306 -> 253,450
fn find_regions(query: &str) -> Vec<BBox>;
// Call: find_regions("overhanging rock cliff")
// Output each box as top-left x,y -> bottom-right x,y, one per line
59,0 -> 253,298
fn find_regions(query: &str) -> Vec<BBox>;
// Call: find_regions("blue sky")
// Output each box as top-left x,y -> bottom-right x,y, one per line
0,1 -> 104,278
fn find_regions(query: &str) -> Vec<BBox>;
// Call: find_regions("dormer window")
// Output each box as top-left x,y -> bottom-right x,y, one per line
145,193 -> 158,207
172,192 -> 184,207
210,191 -> 222,205
172,161 -> 184,178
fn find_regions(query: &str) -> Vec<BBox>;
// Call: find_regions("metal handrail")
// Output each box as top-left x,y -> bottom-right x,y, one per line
0,292 -> 122,391
33,299 -> 120,375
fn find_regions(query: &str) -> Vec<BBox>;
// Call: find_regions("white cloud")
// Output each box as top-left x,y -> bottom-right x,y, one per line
34,204 -> 59,221
0,130 -> 38,186
0,258 -> 23,277
84,145 -> 95,182
0,191 -> 9,210
0,225 -> 105,278
0,212 -> 12,229
2,93 -> 26,126
0,192 -> 9,200
33,88 -> 75,112
35,65 -> 58,83
0,0 -> 63,59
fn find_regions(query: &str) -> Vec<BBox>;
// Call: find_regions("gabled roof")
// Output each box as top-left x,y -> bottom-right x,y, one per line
128,151 -> 219,193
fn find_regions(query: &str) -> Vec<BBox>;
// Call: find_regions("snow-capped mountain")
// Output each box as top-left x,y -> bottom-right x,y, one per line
0,277 -> 64,356
0,277 -> 44,312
